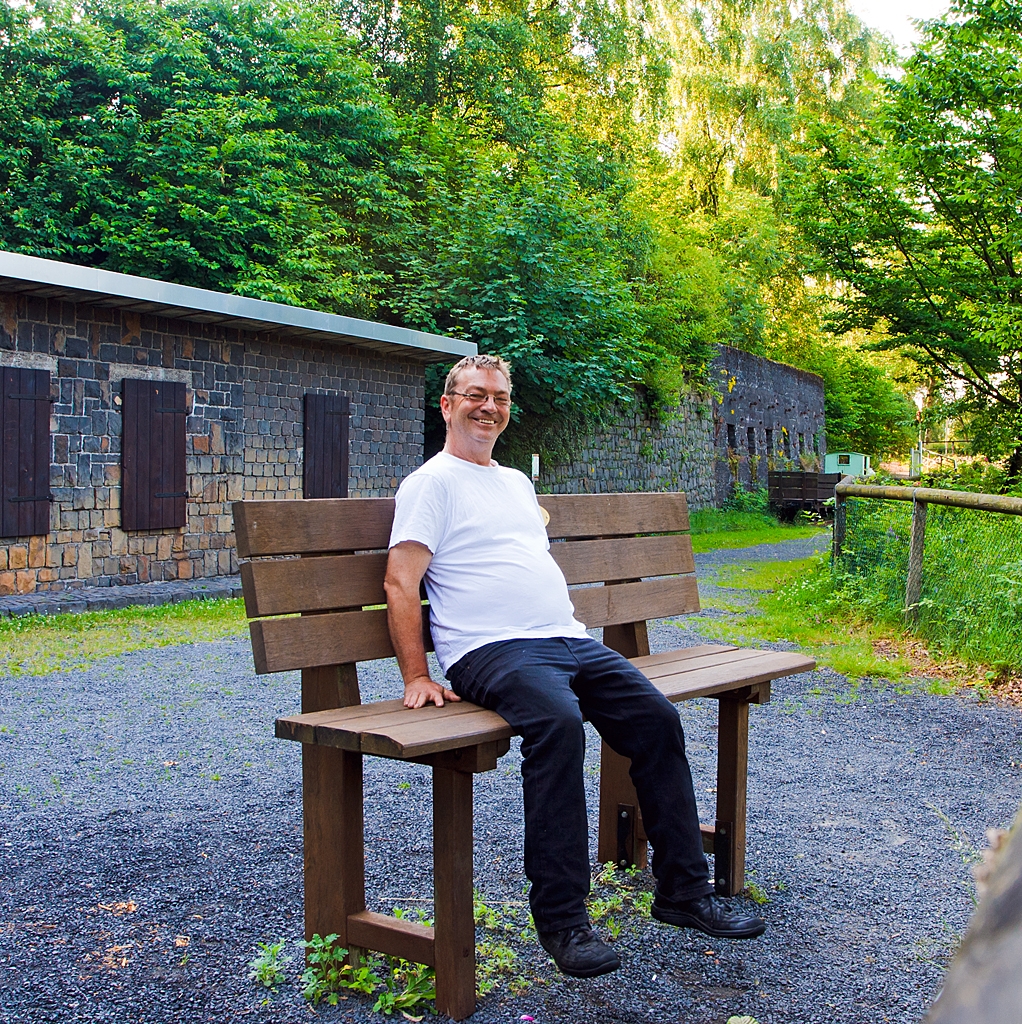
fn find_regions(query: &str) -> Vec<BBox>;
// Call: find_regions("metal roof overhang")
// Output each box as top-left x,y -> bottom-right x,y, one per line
0,250 -> 475,363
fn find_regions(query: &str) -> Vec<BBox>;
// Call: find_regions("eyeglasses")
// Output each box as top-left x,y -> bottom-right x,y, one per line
448,390 -> 512,408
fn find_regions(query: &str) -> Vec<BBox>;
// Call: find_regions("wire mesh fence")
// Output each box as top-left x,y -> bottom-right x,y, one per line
836,496 -> 1022,668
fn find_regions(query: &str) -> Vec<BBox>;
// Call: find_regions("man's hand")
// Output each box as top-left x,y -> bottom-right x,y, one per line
403,675 -> 462,709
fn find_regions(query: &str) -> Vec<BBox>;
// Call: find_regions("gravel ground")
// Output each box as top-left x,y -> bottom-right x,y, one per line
2,535 -> 1020,1024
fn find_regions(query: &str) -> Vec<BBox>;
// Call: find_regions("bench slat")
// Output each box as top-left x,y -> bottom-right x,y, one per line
540,492 -> 689,538
638,646 -> 782,681
234,498 -> 395,557
240,552 -> 389,617
650,650 -> 815,699
240,536 -> 695,618
274,645 -> 816,759
234,491 -> 690,560
250,606 -> 433,674
550,534 -> 694,584
569,576 -> 699,628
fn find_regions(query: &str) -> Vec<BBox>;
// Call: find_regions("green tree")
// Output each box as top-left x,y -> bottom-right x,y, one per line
788,0 -> 1022,471
0,0 -> 403,316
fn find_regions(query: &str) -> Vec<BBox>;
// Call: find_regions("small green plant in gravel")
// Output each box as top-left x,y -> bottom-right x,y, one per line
301,933 -> 384,1006
743,881 -> 769,906
473,892 -> 534,995
372,957 -> 436,1016
248,939 -> 288,991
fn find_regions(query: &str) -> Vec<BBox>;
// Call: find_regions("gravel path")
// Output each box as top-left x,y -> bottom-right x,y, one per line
2,535 -> 1020,1024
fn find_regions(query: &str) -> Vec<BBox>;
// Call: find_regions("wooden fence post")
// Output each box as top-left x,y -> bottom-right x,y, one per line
832,491 -> 847,563
905,498 -> 927,622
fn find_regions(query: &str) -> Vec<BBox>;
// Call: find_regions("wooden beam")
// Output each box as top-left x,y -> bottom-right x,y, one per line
905,498 -> 927,622
433,767 -> 476,1020
346,911 -> 435,967
714,697 -> 749,896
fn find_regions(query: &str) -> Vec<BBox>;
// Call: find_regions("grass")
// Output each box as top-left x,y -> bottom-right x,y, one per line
0,598 -> 248,677
688,507 -> 827,554
839,497 -> 1022,672
690,554 -> 983,689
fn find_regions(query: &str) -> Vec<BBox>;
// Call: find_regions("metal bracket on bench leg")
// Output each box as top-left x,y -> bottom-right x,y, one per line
713,820 -> 732,895
616,803 -> 636,868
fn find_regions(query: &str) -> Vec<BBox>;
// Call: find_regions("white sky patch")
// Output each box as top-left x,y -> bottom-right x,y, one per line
844,0 -> 953,55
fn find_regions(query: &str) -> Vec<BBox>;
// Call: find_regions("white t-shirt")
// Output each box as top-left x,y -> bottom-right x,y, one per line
388,452 -> 588,672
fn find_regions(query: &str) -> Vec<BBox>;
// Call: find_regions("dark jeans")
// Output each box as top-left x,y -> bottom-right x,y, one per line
446,635 -> 713,932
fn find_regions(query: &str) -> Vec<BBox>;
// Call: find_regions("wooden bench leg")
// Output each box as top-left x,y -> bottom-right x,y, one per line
433,766 -> 476,1020
301,664 -> 364,960
597,741 -> 648,869
303,745 -> 366,952
714,696 -> 749,896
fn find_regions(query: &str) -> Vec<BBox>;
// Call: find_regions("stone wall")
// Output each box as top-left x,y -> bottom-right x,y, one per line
541,345 -> 826,509
540,392 -> 717,509
710,346 -> 826,504
0,292 -> 424,595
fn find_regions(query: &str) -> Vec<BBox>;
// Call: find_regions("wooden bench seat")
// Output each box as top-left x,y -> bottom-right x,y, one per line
234,492 -> 814,1020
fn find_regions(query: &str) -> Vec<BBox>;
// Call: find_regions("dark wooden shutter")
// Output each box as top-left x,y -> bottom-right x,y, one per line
1,367 -> 52,538
122,378 -> 187,530
303,393 -> 349,499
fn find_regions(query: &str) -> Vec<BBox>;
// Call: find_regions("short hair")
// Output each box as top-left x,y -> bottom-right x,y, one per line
444,354 -> 512,395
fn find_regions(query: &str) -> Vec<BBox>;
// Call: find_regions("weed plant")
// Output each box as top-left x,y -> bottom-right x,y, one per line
248,940 -> 288,991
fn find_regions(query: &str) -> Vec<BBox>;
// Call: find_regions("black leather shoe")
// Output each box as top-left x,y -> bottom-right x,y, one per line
651,893 -> 766,939
537,923 -> 621,977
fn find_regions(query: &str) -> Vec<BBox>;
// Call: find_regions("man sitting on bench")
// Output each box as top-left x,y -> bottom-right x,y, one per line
384,354 -> 766,978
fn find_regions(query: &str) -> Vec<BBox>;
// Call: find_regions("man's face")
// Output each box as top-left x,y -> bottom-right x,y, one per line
440,366 -> 511,450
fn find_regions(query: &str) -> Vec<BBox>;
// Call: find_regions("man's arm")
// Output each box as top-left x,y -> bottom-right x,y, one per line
384,540 -> 462,709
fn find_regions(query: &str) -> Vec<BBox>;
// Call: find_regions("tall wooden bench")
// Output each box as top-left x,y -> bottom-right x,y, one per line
233,492 -> 814,1020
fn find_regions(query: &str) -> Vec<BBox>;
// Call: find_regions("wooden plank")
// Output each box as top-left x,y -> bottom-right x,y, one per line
647,651 -> 814,702
30,369 -> 51,536
433,767 -> 476,1020
346,911 -> 435,967
303,746 -> 365,952
0,368 -> 12,537
304,393 -> 324,500
170,381 -> 187,528
359,710 -> 515,760
275,700 -> 514,759
550,535 -> 695,585
603,621 -> 650,660
597,742 -> 647,869
249,604 -> 432,674
301,657 -> 364,958
303,394 -> 348,500
569,575 -> 700,629
121,379 -> 140,530
240,552 -> 389,617
303,663 -> 360,712
539,492 -> 689,539
639,646 -> 782,681
410,738 -> 511,773
714,697 -> 749,896
631,644 -> 739,669
232,497 -> 395,558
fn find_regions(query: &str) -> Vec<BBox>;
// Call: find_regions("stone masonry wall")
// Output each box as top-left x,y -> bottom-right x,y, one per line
541,392 -> 717,509
0,292 -> 424,595
541,345 -> 826,510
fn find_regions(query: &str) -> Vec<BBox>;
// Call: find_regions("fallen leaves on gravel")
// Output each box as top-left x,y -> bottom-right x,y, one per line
174,935 -> 190,948
97,901 -> 137,916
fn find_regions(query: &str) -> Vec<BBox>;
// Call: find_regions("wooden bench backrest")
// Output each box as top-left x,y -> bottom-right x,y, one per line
233,492 -> 699,675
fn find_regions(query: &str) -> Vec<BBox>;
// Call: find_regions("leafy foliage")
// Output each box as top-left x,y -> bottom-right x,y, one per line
0,0 -> 917,464
787,0 -> 1022,469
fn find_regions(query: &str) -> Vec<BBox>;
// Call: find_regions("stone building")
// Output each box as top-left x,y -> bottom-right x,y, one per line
711,346 -> 826,504
540,347 -> 826,507
0,250 -> 471,596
